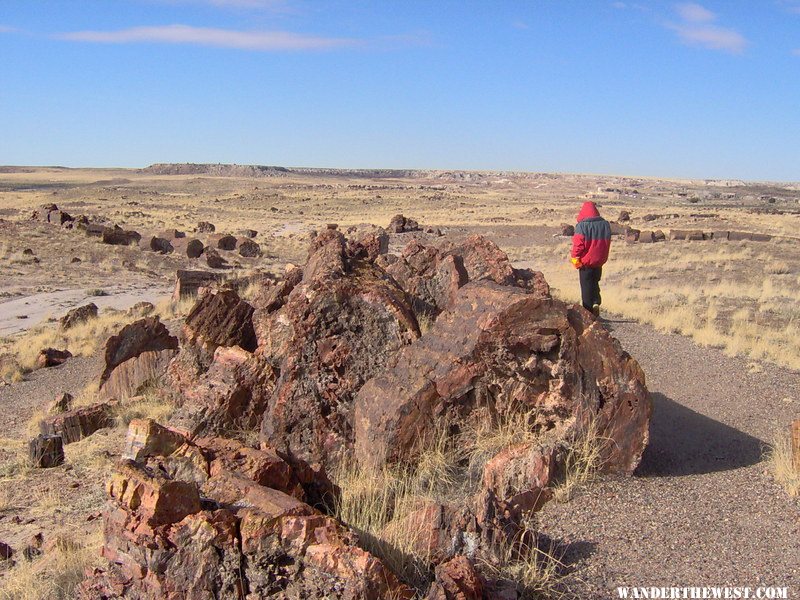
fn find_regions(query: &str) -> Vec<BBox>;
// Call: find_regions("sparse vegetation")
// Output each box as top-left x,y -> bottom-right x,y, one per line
333,409 -> 599,595
765,429 -> 800,497
0,530 -> 102,600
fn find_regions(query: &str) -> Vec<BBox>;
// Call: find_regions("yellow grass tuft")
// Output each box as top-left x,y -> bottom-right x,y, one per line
764,430 -> 800,497
0,529 -> 102,600
552,420 -> 608,503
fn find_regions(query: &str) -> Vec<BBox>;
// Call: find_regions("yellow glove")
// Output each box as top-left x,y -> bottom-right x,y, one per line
570,257 -> 582,269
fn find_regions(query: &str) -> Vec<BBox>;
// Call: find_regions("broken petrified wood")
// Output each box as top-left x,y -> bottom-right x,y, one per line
29,434 -> 65,468
39,403 -> 114,444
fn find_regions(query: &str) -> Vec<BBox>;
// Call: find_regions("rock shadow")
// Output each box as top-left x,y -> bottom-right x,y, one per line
636,392 -> 764,477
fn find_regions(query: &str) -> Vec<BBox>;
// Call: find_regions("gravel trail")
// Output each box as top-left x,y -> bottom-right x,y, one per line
539,316 -> 800,598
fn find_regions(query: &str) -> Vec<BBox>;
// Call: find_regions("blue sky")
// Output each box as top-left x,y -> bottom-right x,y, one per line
1,1 -> 799,180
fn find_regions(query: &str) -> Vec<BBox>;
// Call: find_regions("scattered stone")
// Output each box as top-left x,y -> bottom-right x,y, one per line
102,227 -> 141,246
197,221 -> 216,233
215,234 -> 237,251
79,222 -> 107,238
653,229 -> 666,242
625,228 -> 640,243
28,434 -> 65,468
148,236 -> 174,254
643,213 -> 658,222
560,223 -> 575,236
618,210 -> 631,222
185,238 -> 204,258
238,229 -> 258,238
60,303 -> 98,330
39,403 -> 115,444
388,213 -> 421,233
36,348 -> 72,369
70,257 -> 81,263
237,238 -> 261,258
22,248 -> 34,256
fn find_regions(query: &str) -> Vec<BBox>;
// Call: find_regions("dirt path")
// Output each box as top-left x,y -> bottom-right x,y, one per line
0,284 -> 172,336
539,316 -> 800,598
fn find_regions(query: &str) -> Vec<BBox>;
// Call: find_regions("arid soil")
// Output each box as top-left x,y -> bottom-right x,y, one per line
0,165 -> 798,598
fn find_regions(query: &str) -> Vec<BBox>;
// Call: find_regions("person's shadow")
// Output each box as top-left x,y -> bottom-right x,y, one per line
636,392 -> 764,477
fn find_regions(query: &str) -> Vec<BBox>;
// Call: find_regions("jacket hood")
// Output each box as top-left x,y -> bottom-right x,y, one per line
577,201 -> 601,222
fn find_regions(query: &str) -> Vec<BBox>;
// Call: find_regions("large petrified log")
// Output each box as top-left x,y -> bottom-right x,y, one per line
355,280 -> 650,472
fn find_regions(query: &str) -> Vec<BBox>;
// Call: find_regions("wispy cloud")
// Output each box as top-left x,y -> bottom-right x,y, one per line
152,0 -> 290,9
793,48 -> 800,56
675,3 -> 715,22
778,1 -> 800,15
56,24 -> 359,51
667,3 -> 748,54
0,25 -> 16,33
512,20 -> 529,30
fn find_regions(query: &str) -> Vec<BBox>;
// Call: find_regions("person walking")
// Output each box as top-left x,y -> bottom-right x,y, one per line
570,201 -> 611,316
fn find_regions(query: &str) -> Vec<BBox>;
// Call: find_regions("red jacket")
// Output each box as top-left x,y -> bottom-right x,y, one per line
571,202 -> 611,268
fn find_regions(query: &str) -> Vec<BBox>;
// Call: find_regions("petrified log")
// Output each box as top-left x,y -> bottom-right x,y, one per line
29,434 -> 64,468
39,403 -> 114,444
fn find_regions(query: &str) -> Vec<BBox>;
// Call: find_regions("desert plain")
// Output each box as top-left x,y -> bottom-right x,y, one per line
0,164 -> 798,599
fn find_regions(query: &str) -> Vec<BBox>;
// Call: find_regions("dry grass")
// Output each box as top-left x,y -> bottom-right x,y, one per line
333,410 -> 597,594
481,517 -> 567,600
113,387 -> 175,428
537,239 -> 800,371
552,421 -> 609,503
0,529 -> 102,600
764,429 -> 800,497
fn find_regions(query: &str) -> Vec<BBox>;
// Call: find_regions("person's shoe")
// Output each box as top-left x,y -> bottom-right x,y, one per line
591,304 -> 600,318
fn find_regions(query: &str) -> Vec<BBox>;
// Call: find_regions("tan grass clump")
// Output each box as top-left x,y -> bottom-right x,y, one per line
552,420 -> 609,503
0,530 -> 102,600
765,430 -> 800,497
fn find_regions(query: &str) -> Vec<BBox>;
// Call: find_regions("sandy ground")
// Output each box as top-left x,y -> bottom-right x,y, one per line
0,285 -> 171,336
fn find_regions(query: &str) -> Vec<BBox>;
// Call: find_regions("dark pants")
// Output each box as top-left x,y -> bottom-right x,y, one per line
579,266 -> 602,311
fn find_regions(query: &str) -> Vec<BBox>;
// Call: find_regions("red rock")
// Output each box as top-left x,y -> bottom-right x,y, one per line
389,213 -> 421,233
99,317 -> 178,400
36,347 -> 72,368
123,418 -> 187,462
355,279 -> 651,492
168,345 -> 277,437
39,402 -> 114,444
669,229 -> 705,241
182,288 -> 257,352
197,221 -> 215,233
638,230 -> 655,243
205,248 -> 227,268
0,541 -> 12,561
59,303 -> 98,330
47,209 -> 73,225
426,556 -> 484,600
257,228 -> 420,471
107,459 -> 201,527
185,238 -> 204,258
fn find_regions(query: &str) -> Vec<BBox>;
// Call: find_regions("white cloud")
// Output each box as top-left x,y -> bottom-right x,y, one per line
611,2 -> 627,8
57,24 -> 359,51
512,20 -> 530,30
793,48 -> 800,55
667,3 -> 748,54
672,24 -> 748,53
0,25 -> 15,33
675,3 -> 715,23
